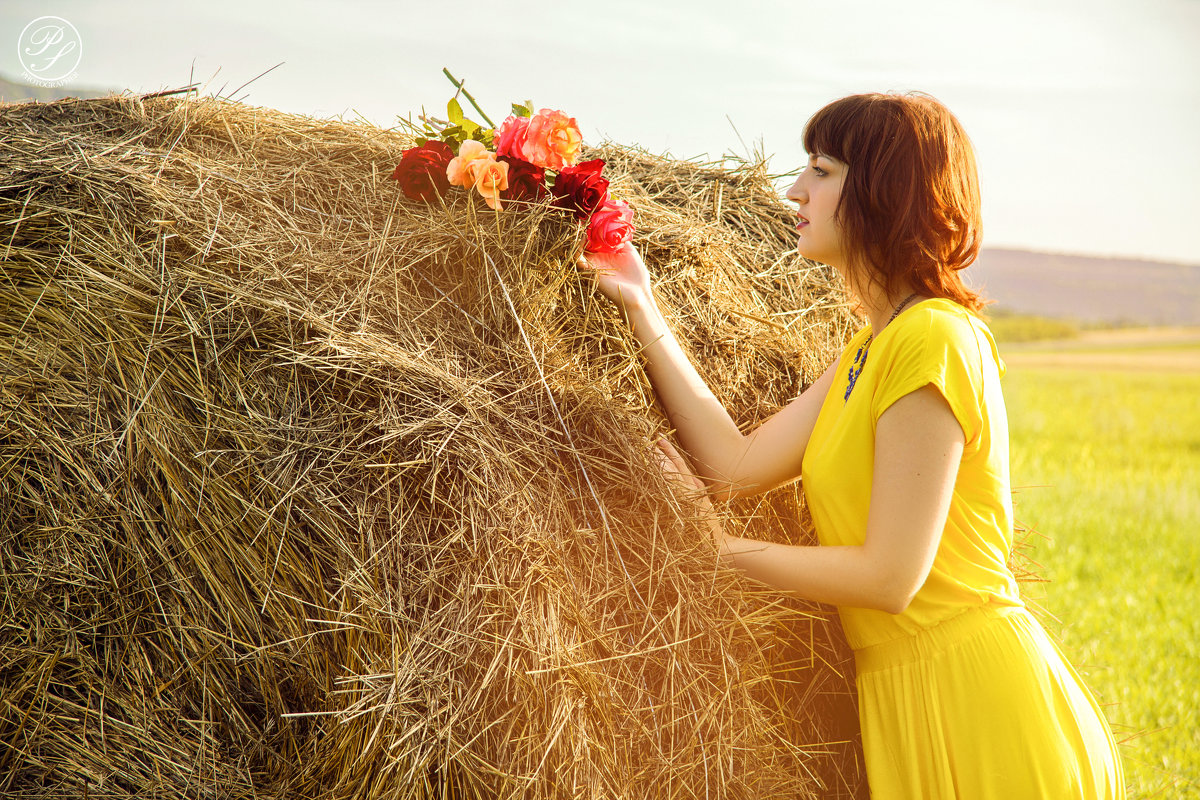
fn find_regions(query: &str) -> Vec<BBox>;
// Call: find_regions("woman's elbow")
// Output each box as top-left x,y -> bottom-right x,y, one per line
869,569 -> 925,615
702,436 -> 773,502
875,587 -> 917,616
704,480 -> 738,504
699,467 -> 763,503
708,480 -> 760,504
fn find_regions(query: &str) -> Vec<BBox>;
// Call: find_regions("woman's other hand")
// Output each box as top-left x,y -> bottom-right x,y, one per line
655,437 -> 727,548
577,242 -> 654,314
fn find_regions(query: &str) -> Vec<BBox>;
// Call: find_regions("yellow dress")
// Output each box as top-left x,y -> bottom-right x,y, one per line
800,298 -> 1125,799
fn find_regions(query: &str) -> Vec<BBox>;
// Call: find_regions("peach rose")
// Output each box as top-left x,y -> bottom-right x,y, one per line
473,157 -> 510,210
521,108 -> 582,170
446,140 -> 492,188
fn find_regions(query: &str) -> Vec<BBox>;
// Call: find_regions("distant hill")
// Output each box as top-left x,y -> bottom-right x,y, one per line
966,248 -> 1200,326
0,72 -> 112,103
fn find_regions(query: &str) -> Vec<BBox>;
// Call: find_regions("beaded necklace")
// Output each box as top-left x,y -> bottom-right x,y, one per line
844,293 -> 920,402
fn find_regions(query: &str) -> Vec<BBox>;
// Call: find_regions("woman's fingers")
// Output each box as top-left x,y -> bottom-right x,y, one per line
576,252 -> 618,286
655,437 -> 684,474
576,252 -> 603,274
577,243 -> 640,275
656,438 -> 706,492
655,439 -> 726,544
654,439 -> 680,479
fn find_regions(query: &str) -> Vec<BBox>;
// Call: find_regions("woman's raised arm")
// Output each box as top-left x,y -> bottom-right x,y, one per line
580,243 -> 836,501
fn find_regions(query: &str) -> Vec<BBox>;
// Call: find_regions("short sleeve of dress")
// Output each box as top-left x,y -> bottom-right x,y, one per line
869,307 -> 986,446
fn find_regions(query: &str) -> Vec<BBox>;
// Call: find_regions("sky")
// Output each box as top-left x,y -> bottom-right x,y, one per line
3,0 -> 1199,265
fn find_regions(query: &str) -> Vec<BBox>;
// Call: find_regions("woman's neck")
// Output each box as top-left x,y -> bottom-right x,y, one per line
856,278 -> 923,334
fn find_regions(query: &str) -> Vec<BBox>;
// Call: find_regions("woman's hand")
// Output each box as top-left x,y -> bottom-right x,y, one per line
655,437 -> 728,549
577,242 -> 655,315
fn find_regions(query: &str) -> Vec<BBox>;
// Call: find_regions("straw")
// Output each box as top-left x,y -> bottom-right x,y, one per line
0,91 -> 868,799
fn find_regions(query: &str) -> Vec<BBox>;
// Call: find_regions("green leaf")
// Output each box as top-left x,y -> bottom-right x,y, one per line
448,97 -> 464,125
511,102 -> 533,118
436,126 -> 464,150
415,136 -> 428,146
461,119 -> 480,137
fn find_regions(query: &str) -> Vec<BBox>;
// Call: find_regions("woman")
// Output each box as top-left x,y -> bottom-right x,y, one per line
579,93 -> 1124,798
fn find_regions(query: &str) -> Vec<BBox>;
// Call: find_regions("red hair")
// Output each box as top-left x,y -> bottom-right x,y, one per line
803,93 -> 986,312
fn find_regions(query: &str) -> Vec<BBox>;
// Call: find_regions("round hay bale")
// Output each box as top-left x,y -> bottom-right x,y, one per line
0,93 -> 864,799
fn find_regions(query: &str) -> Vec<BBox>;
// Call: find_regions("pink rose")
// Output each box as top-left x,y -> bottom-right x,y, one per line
446,140 -> 493,188
585,196 -> 635,253
520,108 -> 582,170
473,157 -> 509,210
494,115 -> 531,160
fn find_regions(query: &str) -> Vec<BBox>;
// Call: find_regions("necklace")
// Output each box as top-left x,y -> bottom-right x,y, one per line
844,292 -> 920,401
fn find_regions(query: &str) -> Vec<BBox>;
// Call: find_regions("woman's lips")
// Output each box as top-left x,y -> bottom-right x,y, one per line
796,216 -> 809,231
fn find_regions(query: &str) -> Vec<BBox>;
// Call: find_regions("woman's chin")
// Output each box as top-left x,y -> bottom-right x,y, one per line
796,246 -> 828,267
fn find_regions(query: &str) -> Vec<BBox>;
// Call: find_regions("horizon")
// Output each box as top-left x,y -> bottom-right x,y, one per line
7,68 -> 1199,272
3,0 -> 1197,266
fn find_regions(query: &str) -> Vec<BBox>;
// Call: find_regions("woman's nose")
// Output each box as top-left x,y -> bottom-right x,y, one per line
786,175 -> 806,203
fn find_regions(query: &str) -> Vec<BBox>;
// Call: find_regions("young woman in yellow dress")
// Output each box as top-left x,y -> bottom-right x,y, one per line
579,92 -> 1125,798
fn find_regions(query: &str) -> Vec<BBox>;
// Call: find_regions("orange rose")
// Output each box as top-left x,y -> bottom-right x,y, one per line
446,140 -> 492,187
473,157 -> 509,210
521,109 -> 582,170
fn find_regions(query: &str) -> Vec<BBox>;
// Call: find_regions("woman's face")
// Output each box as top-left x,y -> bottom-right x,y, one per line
786,153 -> 847,269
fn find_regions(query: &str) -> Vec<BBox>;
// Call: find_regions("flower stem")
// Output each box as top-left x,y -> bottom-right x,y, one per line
442,68 -> 496,129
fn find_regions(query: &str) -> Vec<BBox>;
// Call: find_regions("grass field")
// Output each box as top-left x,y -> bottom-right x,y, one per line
1001,331 -> 1200,798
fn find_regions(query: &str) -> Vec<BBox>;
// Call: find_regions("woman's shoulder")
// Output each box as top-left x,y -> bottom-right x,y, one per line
884,298 -> 994,352
901,297 -> 984,332
870,299 -> 1002,437
878,298 -> 1002,374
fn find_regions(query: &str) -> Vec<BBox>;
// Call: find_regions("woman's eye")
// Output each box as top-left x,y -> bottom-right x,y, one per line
812,166 -> 827,177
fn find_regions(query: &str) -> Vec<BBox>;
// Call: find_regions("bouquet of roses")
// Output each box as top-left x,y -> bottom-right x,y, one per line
390,73 -> 634,254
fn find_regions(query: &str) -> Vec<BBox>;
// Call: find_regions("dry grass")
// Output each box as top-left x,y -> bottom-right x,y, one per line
0,91 -> 865,799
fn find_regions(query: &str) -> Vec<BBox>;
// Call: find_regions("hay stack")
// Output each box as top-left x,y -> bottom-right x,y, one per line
0,92 -> 864,799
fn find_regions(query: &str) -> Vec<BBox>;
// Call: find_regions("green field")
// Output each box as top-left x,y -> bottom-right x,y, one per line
1002,343 -> 1200,797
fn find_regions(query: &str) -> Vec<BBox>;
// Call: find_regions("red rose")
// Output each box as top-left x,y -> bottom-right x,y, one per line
499,156 -> 548,203
551,159 -> 609,220
585,196 -> 635,254
391,140 -> 455,201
